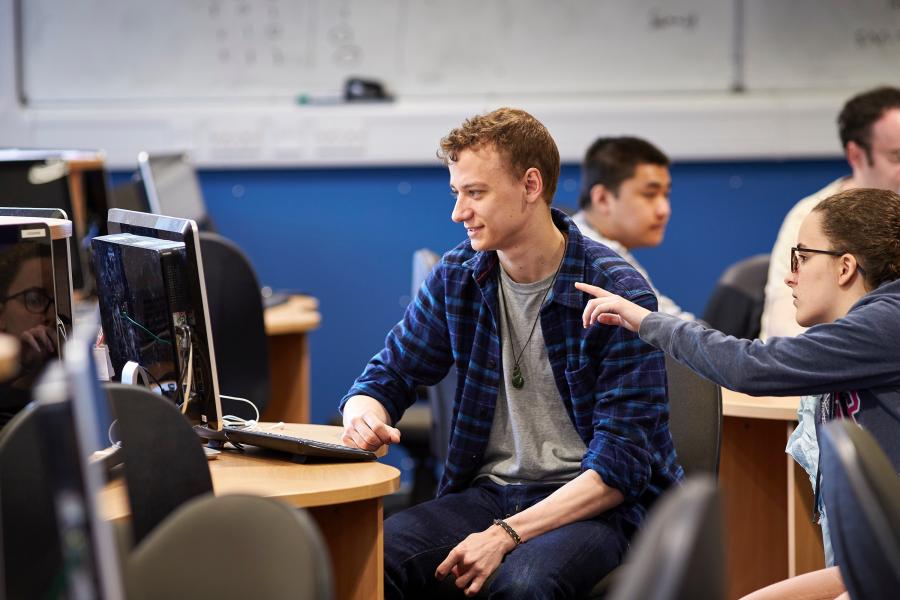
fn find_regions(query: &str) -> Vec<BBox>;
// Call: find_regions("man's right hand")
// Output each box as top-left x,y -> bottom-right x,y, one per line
341,395 -> 401,451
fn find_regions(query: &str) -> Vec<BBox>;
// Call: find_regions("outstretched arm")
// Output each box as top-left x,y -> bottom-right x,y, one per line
574,281 -> 651,332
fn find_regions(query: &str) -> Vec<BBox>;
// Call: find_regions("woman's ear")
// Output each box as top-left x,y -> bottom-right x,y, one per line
837,253 -> 863,287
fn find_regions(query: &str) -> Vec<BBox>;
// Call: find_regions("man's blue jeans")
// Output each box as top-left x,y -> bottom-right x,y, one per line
384,479 -> 630,599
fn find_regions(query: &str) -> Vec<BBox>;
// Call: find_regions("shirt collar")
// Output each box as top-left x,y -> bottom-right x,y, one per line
462,208 -> 585,310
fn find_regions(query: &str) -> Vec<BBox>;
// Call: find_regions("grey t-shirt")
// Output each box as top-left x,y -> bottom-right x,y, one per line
477,267 -> 586,485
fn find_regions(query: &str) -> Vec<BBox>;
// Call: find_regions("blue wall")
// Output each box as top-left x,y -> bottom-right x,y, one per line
115,158 -> 847,426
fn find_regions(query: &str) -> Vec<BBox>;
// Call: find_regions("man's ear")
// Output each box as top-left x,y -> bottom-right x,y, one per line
590,184 -> 614,215
522,167 -> 544,203
846,141 -> 868,173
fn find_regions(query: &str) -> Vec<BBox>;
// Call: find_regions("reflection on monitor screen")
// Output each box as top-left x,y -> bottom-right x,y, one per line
0,221 -> 63,428
138,152 -> 213,230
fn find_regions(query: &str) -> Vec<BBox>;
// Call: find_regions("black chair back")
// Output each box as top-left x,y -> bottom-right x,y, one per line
665,355 -> 723,476
702,254 -> 769,340
105,383 -> 213,546
199,232 -> 269,420
0,402 -> 62,598
820,420 -> 900,600
608,476 -> 725,600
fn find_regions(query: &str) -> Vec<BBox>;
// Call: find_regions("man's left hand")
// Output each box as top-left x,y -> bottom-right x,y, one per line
435,524 -> 517,597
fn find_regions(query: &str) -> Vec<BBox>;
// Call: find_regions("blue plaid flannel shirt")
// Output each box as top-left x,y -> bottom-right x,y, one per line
342,209 -> 683,531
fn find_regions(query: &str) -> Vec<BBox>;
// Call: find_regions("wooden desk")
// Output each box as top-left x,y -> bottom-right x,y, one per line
263,295 -> 321,423
720,389 -> 824,599
101,424 -> 400,600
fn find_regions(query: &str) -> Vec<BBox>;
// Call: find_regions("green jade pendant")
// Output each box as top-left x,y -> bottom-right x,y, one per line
511,364 -> 525,389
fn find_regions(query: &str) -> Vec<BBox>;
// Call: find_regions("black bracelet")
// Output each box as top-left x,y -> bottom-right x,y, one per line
492,518 -> 522,546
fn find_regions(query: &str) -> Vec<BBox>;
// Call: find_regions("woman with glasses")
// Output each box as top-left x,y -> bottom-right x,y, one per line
0,242 -> 57,427
576,187 -> 900,600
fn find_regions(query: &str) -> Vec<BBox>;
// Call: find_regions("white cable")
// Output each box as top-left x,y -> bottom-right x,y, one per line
220,393 -> 260,430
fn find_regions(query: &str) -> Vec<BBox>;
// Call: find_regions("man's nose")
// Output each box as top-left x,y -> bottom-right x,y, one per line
451,197 -> 469,223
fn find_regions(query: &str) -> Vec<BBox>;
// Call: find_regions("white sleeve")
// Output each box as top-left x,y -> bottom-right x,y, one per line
759,196 -> 819,340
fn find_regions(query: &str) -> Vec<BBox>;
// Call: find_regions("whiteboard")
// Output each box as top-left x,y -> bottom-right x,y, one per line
744,0 -> 900,91
20,0 -> 735,105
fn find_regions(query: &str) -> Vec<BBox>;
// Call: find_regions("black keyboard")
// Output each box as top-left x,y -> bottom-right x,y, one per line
194,426 -> 377,462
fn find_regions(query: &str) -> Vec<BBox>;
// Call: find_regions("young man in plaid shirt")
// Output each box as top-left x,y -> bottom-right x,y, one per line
341,107 -> 682,599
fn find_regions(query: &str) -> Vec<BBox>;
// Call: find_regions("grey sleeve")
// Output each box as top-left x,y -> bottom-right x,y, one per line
638,304 -> 900,397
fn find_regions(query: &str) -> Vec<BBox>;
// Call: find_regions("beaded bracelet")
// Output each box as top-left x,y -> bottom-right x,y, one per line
492,518 -> 522,546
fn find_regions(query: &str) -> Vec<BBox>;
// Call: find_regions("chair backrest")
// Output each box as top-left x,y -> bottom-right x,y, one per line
0,402 -> 63,598
820,420 -> 900,600
702,254 -> 769,340
608,475 -> 725,600
664,355 -> 723,476
105,383 -> 213,546
412,249 -> 456,464
126,494 -> 333,600
199,231 -> 270,420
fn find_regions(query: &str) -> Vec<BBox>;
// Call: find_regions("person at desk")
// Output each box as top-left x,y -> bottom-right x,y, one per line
577,187 -> 900,600
571,136 -> 694,320
761,86 -> 900,340
341,107 -> 681,598
0,242 -> 58,427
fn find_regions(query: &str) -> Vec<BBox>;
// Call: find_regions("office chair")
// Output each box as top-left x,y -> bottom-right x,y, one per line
105,383 -> 213,546
588,354 -> 722,598
607,475 -> 725,600
702,254 -> 769,339
199,231 -> 270,421
663,354 -> 723,476
0,402 -> 63,598
820,420 -> 900,600
391,249 -> 456,512
125,494 -> 333,600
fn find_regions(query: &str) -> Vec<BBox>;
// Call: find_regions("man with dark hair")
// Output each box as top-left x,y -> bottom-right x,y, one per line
573,136 -> 693,320
761,86 -> 900,339
341,108 -> 681,598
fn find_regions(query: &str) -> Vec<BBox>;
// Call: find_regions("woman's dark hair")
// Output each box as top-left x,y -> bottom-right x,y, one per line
814,188 -> 900,289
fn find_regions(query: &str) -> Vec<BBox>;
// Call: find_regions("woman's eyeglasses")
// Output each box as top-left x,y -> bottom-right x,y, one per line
1,287 -> 55,314
790,246 -> 865,275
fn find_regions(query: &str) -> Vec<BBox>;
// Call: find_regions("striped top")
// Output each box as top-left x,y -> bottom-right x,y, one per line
342,209 -> 683,531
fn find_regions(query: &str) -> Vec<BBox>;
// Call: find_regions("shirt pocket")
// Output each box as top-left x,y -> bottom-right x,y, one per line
565,362 -> 597,413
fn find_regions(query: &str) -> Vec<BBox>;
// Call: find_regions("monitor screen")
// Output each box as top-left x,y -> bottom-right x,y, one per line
137,152 -> 213,230
0,151 -> 112,293
0,221 -> 65,428
32,333 -> 124,600
105,208 -> 222,430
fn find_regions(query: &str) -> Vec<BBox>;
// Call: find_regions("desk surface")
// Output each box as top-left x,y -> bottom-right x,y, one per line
0,334 -> 17,381
721,388 -> 800,421
264,295 -> 321,336
100,423 -> 399,521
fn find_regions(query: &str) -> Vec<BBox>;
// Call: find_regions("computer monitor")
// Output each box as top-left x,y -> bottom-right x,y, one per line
104,208 -> 222,430
32,333 -> 125,600
0,217 -> 72,428
93,233 -> 191,400
0,208 -> 74,342
0,150 -> 113,292
137,152 -> 214,231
